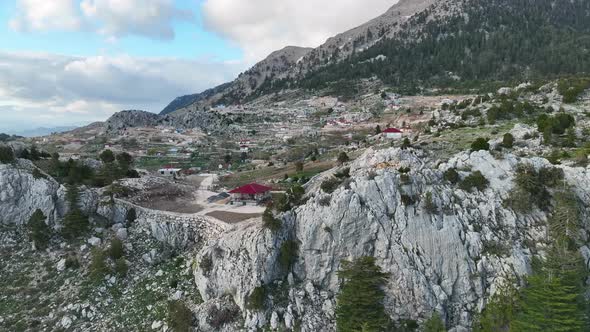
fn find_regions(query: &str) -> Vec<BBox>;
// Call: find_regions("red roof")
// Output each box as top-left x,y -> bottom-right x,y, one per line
229,183 -> 273,195
383,128 -> 403,133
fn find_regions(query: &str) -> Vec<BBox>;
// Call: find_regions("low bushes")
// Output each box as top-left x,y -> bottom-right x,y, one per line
108,238 -> 125,260
0,145 -> 15,164
167,300 -> 193,332
262,207 -> 282,232
321,177 -> 343,194
247,286 -> 266,311
279,240 -> 299,271
459,171 -> 489,192
471,138 -> 490,152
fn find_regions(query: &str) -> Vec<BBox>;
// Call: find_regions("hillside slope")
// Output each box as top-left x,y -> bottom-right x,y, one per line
166,0 -> 590,112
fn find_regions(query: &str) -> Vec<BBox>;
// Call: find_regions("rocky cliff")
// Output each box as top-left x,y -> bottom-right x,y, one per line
0,159 -> 66,226
3,146 -> 588,331
193,147 -> 590,331
105,110 -> 161,132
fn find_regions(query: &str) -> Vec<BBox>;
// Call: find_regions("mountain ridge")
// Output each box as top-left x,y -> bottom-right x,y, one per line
160,0 -> 590,116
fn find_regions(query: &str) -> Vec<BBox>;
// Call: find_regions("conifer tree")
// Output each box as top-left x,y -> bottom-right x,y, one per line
336,257 -> 390,332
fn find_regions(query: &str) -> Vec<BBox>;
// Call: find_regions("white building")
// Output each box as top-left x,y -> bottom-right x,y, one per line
383,128 -> 403,139
158,168 -> 182,177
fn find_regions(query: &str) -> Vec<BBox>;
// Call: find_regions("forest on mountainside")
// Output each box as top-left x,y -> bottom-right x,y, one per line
253,0 -> 590,97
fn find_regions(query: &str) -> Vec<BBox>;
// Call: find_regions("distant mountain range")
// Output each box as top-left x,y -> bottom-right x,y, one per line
13,126 -> 78,138
159,0 -> 590,115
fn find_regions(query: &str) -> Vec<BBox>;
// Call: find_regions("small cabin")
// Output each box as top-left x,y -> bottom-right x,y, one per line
158,168 -> 182,177
229,183 -> 272,205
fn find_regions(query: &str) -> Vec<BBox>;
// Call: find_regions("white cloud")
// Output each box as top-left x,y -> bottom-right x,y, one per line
80,0 -> 194,40
10,0 -> 193,40
0,51 -> 246,131
202,0 -> 397,61
9,0 -> 82,32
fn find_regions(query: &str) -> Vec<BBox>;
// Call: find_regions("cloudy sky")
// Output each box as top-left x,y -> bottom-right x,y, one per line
0,0 -> 396,133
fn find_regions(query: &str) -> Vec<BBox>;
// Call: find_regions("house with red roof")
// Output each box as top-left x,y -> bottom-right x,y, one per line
229,183 -> 273,205
383,127 -> 403,139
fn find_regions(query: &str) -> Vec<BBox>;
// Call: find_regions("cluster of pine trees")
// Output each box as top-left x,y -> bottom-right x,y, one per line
476,189 -> 589,331
336,185 -> 588,331
256,0 -> 590,98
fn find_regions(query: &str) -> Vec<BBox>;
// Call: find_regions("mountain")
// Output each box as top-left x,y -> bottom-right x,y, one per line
164,0 -> 590,113
160,82 -> 232,115
159,46 -> 312,115
14,126 -> 78,138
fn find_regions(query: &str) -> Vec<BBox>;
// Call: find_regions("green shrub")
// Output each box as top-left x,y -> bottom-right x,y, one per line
262,207 -> 282,232
167,300 -> 193,332
537,113 -> 576,135
89,248 -> 109,282
400,194 -> 418,206
459,171 -> 489,192
114,258 -> 128,277
200,256 -> 213,275
321,177 -> 342,194
471,138 -> 490,152
510,163 -> 562,211
0,145 -> 15,164
423,313 -> 447,332
272,193 -> 290,212
401,137 -> 412,149
125,208 -> 137,225
108,238 -> 125,260
557,77 -> 590,103
337,152 -> 350,164
443,168 -> 460,184
279,240 -> 299,271
505,188 -> 534,213
482,241 -> 511,257
64,254 -> 80,270
502,133 -> 514,148
247,286 -> 266,310
99,149 -> 115,163
27,209 -> 51,250
423,192 -> 438,214
334,167 -> 351,179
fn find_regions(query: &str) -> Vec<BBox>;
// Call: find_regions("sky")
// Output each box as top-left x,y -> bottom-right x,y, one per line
0,0 -> 396,133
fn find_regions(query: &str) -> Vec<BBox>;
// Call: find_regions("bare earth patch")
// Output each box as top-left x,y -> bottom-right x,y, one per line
205,211 -> 262,224
136,197 -> 203,214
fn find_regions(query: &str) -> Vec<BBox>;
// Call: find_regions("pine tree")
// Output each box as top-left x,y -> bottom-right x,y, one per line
511,189 -> 588,332
27,209 -> 51,250
474,281 -> 519,332
336,257 -> 390,332
511,275 -> 585,332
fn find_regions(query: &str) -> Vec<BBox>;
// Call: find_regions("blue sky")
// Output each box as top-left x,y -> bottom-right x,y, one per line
0,0 -> 242,60
0,0 -> 396,133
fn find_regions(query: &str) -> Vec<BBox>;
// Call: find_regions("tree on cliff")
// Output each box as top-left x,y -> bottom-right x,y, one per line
336,256 -> 390,332
27,209 -> 51,250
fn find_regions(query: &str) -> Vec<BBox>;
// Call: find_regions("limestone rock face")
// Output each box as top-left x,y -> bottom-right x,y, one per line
0,159 -> 65,225
194,148 -> 590,331
194,218 -> 294,309
193,295 -> 243,332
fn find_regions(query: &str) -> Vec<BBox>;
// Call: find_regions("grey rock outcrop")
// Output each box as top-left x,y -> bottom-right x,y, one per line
193,147 -> 590,331
105,110 -> 160,132
0,159 -> 65,225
